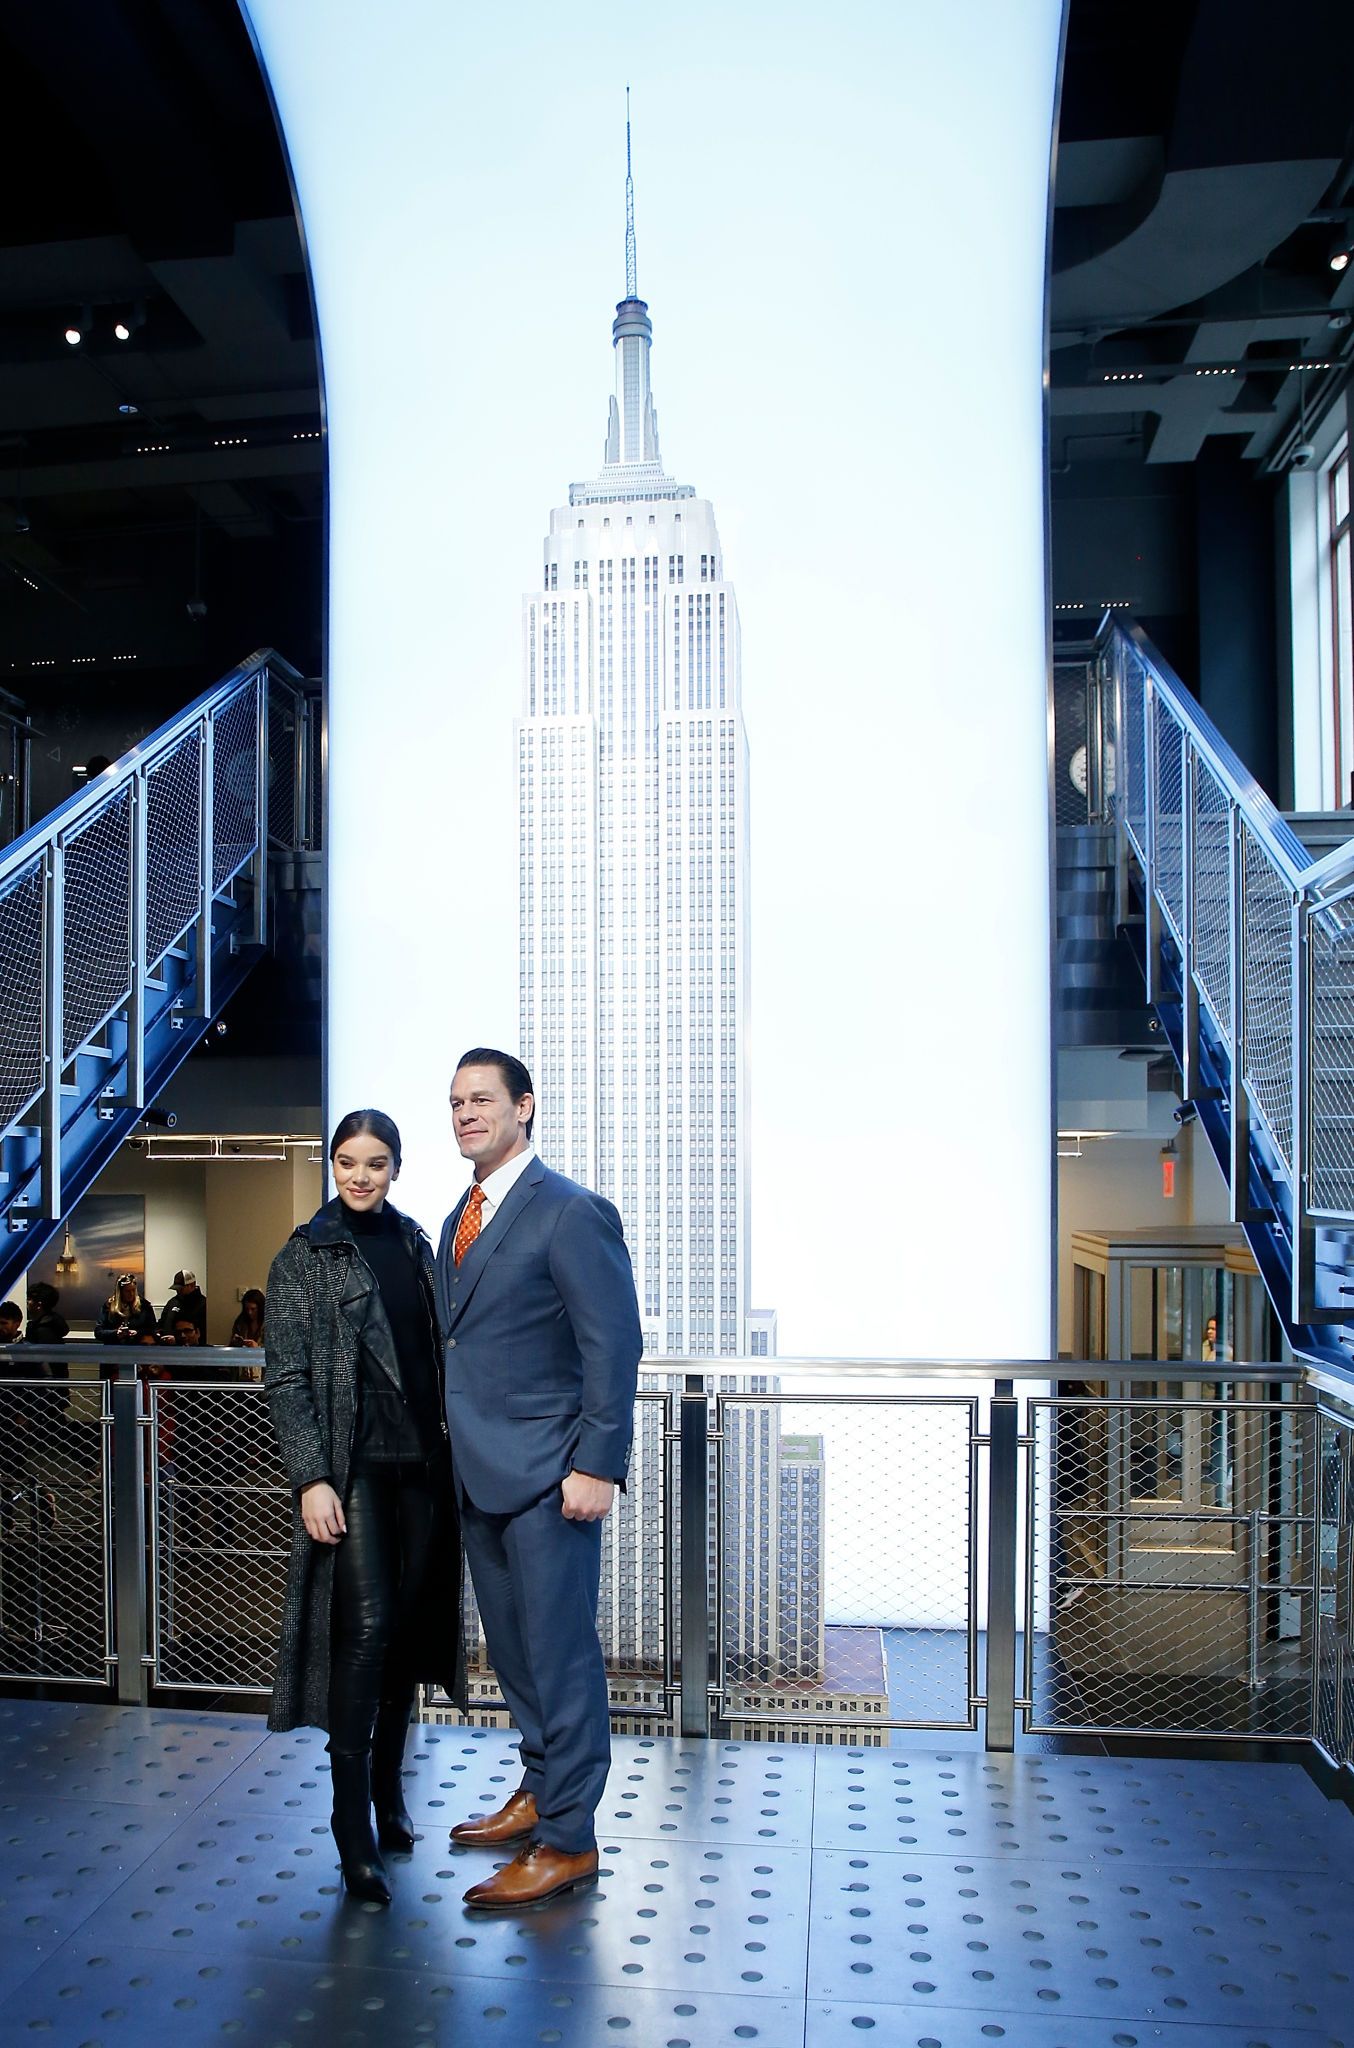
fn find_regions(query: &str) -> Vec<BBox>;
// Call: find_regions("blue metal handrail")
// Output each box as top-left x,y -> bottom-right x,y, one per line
1098,613 -> 1354,1353
0,649 -> 316,1280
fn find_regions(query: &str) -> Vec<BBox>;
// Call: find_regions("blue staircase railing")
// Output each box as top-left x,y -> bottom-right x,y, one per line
1099,616 -> 1354,1372
0,650 -> 316,1294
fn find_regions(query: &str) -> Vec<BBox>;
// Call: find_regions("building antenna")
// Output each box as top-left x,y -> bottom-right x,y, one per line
625,85 -> 637,301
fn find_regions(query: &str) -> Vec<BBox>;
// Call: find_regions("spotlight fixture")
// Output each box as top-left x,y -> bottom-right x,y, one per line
1329,228 -> 1353,272
113,320 -> 131,341
64,325 -> 82,346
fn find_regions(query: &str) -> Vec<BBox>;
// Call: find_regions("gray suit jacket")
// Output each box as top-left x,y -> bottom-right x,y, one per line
435,1155 -> 642,1515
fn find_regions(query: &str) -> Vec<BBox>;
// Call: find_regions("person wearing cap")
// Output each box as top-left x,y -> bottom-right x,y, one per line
159,1271 -> 207,1343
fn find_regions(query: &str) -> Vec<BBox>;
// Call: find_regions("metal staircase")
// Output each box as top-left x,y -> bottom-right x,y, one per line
1083,617 -> 1354,1374
0,650 -> 317,1294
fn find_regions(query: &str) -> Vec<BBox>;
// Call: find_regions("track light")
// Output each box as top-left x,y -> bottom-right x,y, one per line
113,320 -> 131,341
64,325 -> 82,346
1330,228 -> 1353,272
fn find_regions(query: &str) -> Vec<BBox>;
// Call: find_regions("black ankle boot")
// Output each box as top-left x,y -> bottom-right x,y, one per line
372,1693 -> 417,1852
329,1748 -> 391,1903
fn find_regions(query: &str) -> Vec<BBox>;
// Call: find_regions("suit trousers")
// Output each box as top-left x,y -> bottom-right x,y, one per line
459,1485 -> 611,1854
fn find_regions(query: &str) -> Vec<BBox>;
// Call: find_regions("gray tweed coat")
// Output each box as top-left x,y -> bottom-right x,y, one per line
263,1197 -> 465,1732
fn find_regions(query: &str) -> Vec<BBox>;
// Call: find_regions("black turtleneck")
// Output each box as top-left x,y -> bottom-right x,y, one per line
346,1204 -> 443,1463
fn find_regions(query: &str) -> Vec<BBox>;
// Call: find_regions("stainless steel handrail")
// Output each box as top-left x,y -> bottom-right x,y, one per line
0,649 -> 315,1223
0,649 -> 306,889
1097,612 -> 1354,1311
1,1350 -> 1349,1773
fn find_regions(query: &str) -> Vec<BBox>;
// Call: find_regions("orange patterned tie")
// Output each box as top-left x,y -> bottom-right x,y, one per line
453,1185 -> 485,1266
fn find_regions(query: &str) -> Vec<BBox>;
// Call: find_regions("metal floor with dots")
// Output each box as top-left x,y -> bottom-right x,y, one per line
0,1697 -> 1351,2048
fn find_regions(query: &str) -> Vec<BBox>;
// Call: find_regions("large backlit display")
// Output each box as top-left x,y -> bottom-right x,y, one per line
243,0 -> 1063,1363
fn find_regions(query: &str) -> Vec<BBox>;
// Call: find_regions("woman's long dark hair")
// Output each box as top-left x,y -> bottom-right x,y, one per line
329,1108 -> 402,1173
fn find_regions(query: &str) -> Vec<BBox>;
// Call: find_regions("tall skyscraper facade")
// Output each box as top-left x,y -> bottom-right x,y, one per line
517,153 -> 750,1361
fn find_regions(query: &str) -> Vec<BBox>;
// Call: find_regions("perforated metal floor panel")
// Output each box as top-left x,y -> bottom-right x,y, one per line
0,1703 -> 1350,2048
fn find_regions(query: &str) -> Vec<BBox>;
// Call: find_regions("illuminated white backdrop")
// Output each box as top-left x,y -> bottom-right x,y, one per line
243,0 -> 1063,1364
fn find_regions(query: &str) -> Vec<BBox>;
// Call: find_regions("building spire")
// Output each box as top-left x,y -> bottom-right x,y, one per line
625,86 -> 637,301
571,91 -> 694,500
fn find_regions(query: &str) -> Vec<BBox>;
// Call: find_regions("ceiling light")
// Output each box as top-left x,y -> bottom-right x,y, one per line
64,325 -> 82,346
113,320 -> 131,341
1329,229 -> 1353,272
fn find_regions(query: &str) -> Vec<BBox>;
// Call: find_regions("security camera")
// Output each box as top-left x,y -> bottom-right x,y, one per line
1173,1100 -> 1198,1126
1291,441 -> 1317,469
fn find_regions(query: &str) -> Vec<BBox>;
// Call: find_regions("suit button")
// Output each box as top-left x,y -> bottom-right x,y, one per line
447,1337 -> 456,1349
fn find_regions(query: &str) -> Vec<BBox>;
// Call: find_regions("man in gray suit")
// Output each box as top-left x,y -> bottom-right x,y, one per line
435,1047 -> 641,1908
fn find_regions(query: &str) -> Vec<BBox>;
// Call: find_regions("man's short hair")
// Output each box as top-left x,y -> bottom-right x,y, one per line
453,1048 -> 535,1140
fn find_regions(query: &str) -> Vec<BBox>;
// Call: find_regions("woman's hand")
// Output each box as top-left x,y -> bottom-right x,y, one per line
300,1480 -> 346,1544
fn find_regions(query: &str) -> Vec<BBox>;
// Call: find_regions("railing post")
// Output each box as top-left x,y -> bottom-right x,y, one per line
111,1359 -> 149,1705
1228,805 -> 1251,1221
249,670 -> 269,948
39,841 -> 64,1218
1181,742 -> 1200,1101
1291,892 -> 1313,1324
193,714 -> 214,1020
124,775 -> 148,1110
294,683 -> 309,852
1087,655 -> 1105,824
985,1379 -> 1019,1751
1144,683 -> 1163,1006
680,1374 -> 711,1739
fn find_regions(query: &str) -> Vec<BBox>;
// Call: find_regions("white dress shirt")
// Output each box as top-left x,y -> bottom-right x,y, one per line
468,1143 -> 535,1229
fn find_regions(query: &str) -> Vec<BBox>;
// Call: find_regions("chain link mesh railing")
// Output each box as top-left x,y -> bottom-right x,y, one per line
1308,888 -> 1354,1217
4,1355 -> 1349,1771
1192,754 -> 1232,1040
1119,643 -> 1148,862
145,728 -> 203,965
1027,1394 -> 1317,1738
447,1387 -> 672,1726
266,685 -> 298,853
61,786 -> 132,1060
716,1391 -> 976,1737
1316,1405 -> 1352,1770
0,1376 -> 109,1683
1053,661 -> 1092,827
0,856 -> 45,1129
148,1379 -> 291,1692
211,680 -> 261,890
1241,827 -> 1295,1171
306,694 -> 323,850
1153,702 -> 1186,942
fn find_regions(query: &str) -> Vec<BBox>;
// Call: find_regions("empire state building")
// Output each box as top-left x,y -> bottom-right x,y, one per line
516,134 -> 764,1360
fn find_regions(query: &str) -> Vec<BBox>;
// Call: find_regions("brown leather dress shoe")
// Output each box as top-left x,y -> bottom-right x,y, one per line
449,1788 -> 539,1848
462,1840 -> 599,1909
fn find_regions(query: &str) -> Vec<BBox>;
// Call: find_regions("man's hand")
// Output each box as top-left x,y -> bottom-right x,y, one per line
561,1470 -> 614,1522
300,1480 -> 346,1544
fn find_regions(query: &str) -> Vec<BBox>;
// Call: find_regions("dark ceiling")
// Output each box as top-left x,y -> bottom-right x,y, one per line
0,0 -> 321,796
1,0 -> 1352,770
1051,0 -> 1354,484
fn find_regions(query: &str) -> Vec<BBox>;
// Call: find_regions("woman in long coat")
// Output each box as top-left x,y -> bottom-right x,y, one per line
265,1109 -> 464,1903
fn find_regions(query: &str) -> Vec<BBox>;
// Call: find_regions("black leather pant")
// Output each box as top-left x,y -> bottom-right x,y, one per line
328,1459 -> 446,1754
